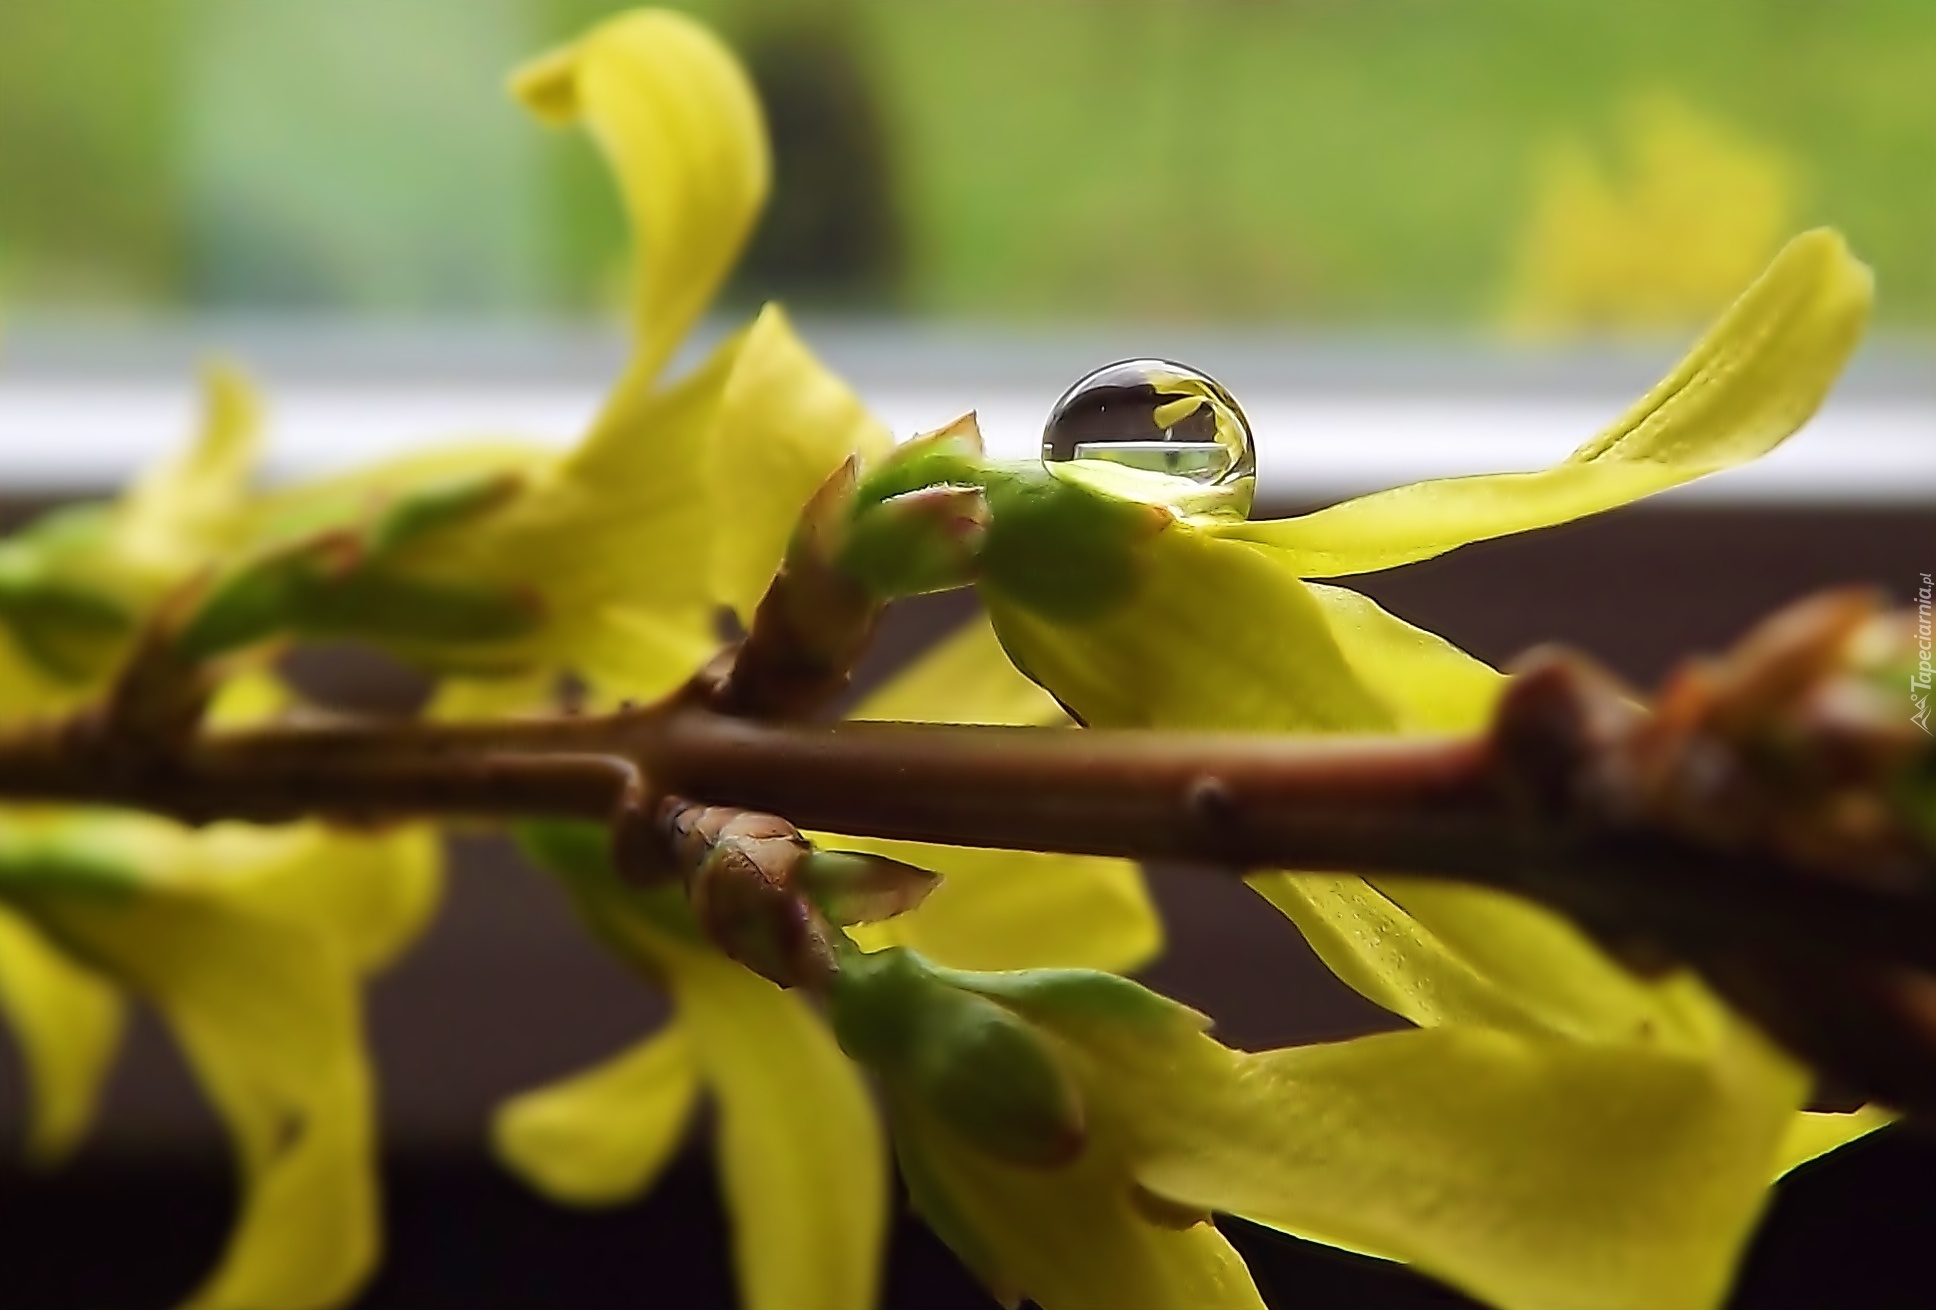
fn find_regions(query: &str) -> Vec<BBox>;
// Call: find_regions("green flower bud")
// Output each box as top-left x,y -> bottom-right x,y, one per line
977,463 -> 1171,623
836,413 -> 1172,620
851,414 -> 989,511
0,513 -> 136,683
837,484 -> 990,599
0,571 -> 132,683
830,946 -> 1086,1168
0,823 -> 145,903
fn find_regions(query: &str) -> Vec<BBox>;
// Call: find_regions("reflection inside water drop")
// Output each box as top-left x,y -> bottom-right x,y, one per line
1041,358 -> 1256,518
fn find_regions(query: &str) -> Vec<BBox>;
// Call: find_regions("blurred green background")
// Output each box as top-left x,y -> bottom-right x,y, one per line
3,0 -> 1932,330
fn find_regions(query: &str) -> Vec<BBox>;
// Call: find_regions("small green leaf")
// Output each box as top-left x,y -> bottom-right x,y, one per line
795,850 -> 940,927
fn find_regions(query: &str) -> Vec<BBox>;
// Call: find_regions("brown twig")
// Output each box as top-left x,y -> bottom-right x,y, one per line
2,589 -> 1935,1114
0,672 -> 1926,968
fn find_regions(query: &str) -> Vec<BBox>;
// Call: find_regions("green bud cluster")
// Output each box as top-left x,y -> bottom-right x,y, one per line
837,416 -> 1170,623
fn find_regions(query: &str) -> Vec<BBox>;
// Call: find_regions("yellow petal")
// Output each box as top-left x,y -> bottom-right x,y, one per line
493,1024 -> 700,1206
1302,581 -> 1503,730
529,825 -> 888,1310
0,631 -> 66,724
414,330 -> 745,687
1216,229 -> 1872,576
0,905 -> 124,1165
844,612 -> 1160,974
708,305 -> 893,621
1771,1105 -> 1893,1178
1138,1023 -> 1807,1310
204,823 -> 444,975
1248,584 -> 1707,1040
665,937 -> 888,1310
843,839 -> 1160,974
986,527 -> 1388,731
854,612 -> 1070,726
891,1093 -> 1269,1310
24,885 -> 377,1310
1248,872 -> 1705,1042
513,8 -> 768,387
425,669 -> 558,721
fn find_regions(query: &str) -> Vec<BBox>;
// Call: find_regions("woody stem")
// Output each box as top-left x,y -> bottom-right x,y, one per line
0,691 -> 1927,974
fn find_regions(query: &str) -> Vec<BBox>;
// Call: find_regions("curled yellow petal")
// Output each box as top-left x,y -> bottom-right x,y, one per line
514,8 -> 768,386
493,1024 -> 700,1206
1218,229 -> 1872,576
0,905 -> 124,1165
120,360 -> 262,573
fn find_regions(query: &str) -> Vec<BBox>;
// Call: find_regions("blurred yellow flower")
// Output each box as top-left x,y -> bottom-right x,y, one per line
0,805 -> 437,1310
208,8 -> 887,696
0,363 -> 260,713
1505,93 -> 1797,334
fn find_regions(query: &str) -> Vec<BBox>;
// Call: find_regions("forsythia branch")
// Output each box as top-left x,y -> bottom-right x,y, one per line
0,589 -> 1932,1115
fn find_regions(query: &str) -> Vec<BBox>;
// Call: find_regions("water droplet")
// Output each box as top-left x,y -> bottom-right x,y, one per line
1041,358 -> 1255,518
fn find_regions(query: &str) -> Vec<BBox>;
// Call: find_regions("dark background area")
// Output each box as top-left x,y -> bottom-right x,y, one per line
5,498 -> 1936,1308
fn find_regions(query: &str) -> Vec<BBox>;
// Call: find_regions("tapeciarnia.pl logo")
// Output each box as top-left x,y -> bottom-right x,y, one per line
1914,573 -> 1933,735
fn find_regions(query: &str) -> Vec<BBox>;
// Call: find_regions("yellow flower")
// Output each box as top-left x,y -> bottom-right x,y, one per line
0,805 -> 438,1309
1505,93 -> 1797,334
497,821 -> 885,1310
0,363 -> 260,713
941,229 -> 1881,1307
832,948 -> 1811,1310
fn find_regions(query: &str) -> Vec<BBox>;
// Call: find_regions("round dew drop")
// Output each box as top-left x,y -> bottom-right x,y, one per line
1041,358 -> 1256,517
